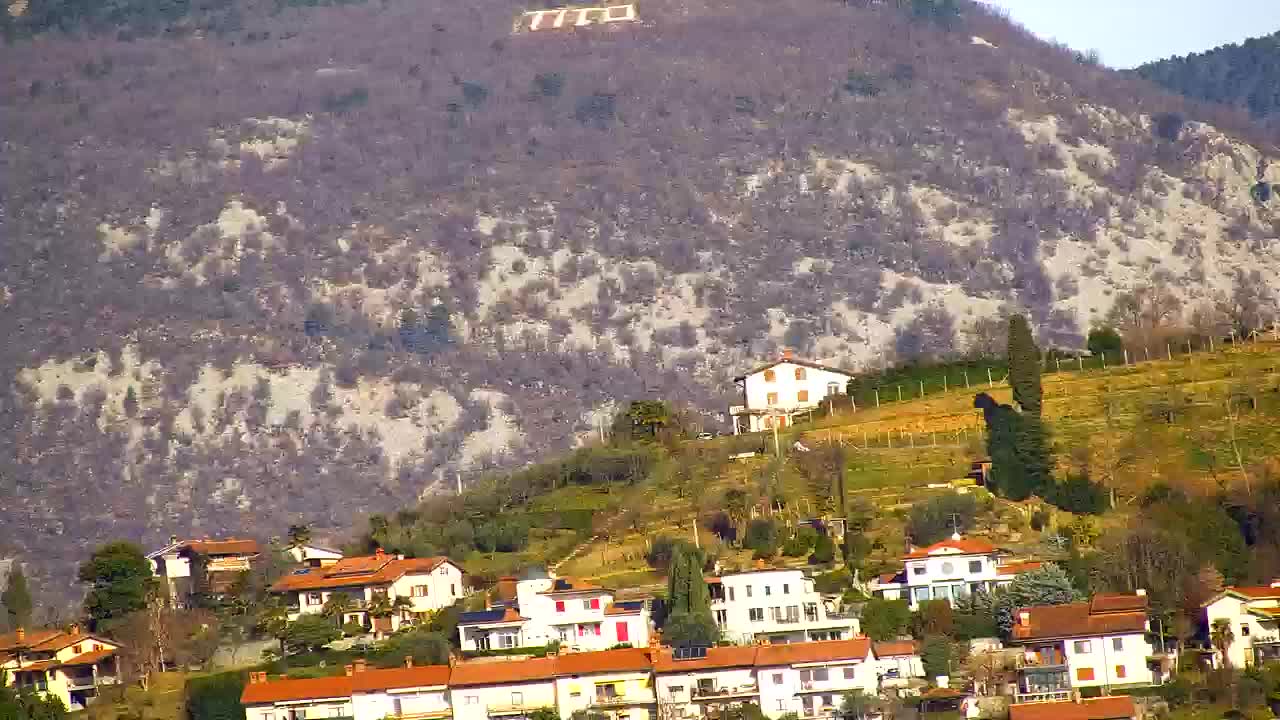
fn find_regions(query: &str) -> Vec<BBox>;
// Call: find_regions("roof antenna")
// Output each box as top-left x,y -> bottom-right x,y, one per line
949,513 -> 962,542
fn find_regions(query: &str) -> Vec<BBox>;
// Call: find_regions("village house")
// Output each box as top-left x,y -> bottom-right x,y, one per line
270,549 -> 464,634
1007,695 -> 1138,720
147,536 -> 261,606
707,569 -> 860,645
288,543 -> 345,568
869,641 -> 925,686
0,626 -> 123,712
868,534 -> 1042,610
653,645 -> 760,720
449,655 -> 562,720
729,354 -> 856,434
754,638 -> 878,719
1202,580 -> 1280,668
552,647 -> 657,720
457,569 -> 650,653
242,671 -> 356,720
352,659 -> 453,720
1008,592 -> 1160,702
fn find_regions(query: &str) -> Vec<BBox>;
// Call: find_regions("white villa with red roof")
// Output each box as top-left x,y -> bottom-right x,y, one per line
868,534 -> 1042,610
457,568 -> 651,652
729,353 -> 856,434
0,625 -> 122,711
707,568 -> 860,645
270,549 -> 463,634
147,535 -> 261,605
1203,580 -> 1280,668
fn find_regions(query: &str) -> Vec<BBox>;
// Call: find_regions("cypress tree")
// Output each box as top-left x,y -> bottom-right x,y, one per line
2,564 -> 32,630
666,546 -> 690,613
1007,315 -> 1043,416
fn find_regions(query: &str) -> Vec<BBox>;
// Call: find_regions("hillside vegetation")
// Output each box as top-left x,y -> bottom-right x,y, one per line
6,0 -> 1280,602
1137,31 -> 1280,125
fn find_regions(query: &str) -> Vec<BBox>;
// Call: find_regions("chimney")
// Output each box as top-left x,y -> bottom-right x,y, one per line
353,658 -> 367,673
754,559 -> 766,570
344,664 -> 355,677
405,656 -> 414,669
782,349 -> 793,360
1018,611 -> 1030,627
15,628 -> 25,645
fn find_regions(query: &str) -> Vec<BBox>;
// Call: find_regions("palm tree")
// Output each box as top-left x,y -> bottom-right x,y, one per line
322,593 -> 354,627
1210,618 -> 1235,668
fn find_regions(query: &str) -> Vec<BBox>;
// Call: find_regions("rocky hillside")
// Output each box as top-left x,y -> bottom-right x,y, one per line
3,0 -> 1280,601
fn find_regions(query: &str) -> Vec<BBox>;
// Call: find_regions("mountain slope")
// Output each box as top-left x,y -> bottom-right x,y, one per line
1136,31 -> 1280,123
3,0 -> 1280,602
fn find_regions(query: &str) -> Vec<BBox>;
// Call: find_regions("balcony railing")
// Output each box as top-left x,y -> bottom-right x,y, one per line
391,710 -> 452,720
591,691 -> 656,707
65,677 -> 96,691
1013,691 -> 1072,704
487,704 -> 532,716
692,685 -> 758,701
1016,656 -> 1069,670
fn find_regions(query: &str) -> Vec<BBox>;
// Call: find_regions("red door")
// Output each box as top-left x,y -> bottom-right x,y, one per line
616,622 -> 629,643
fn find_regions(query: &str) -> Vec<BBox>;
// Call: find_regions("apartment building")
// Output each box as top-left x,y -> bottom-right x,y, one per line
868,534 -> 1042,609
458,569 -> 650,652
1009,593 -> 1159,702
0,626 -> 122,711
270,549 -> 464,634
1202,580 -> 1280,668
241,639 -> 890,720
707,569 -> 859,645
147,536 -> 261,605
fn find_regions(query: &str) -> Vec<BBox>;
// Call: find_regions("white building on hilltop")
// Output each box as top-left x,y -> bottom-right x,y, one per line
868,534 -> 1042,610
708,568 -> 860,645
729,354 -> 856,434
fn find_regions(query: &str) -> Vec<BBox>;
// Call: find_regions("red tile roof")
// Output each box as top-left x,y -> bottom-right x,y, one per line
997,561 -> 1043,576
733,357 -> 855,383
352,665 -> 451,692
872,641 -> 918,658
1089,593 -> 1149,614
1220,584 -> 1280,601
0,629 -> 119,654
0,629 -> 63,652
1008,696 -> 1136,720
904,537 -> 996,560
555,647 -> 654,676
58,648 -> 117,667
653,646 -> 759,673
270,555 -> 455,592
449,657 -> 560,687
186,539 -> 260,556
242,675 -> 355,705
756,638 -> 872,666
1011,598 -> 1148,642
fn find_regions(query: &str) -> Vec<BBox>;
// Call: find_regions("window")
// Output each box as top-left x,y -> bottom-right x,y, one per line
72,644 -> 82,655
766,392 -> 778,406
776,701 -> 786,712
797,390 -> 809,403
697,678 -> 716,694
799,670 -> 811,683
1073,640 -> 1092,654
764,370 -> 776,382
411,585 -> 429,597
715,610 -> 728,625
804,603 -> 819,622
783,584 -> 790,595
583,599 -> 592,610
464,696 -> 479,706
795,368 -> 806,380
728,587 -> 735,602
745,585 -> 753,598
1114,665 -> 1126,679
1241,625 -> 1251,638
772,673 -> 784,685
968,560 -> 982,573
749,608 -> 764,622
940,562 -> 954,575
912,587 -> 931,603
511,692 -> 523,706
451,584 -> 457,596
812,669 -> 828,682
1076,668 -> 1095,682
1112,638 -> 1124,651
843,667 -> 856,680
593,624 -> 602,635
616,621 -> 629,643
826,382 -> 840,397
307,592 -> 324,606
912,565 -> 926,576
556,600 -> 566,613
765,586 -> 772,596
590,598 -> 601,610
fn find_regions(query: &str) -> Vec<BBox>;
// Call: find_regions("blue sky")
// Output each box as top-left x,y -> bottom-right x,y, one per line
980,0 -> 1280,69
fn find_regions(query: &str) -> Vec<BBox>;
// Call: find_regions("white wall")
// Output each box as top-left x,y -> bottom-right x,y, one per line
354,688 -> 449,720
873,654 -> 924,683
713,571 -> 858,645
1205,595 -> 1280,669
901,550 -> 1002,609
244,700 -> 353,720
450,681 -> 558,720
755,659 -> 875,720
1062,632 -> 1154,688
554,671 -> 654,720
390,563 -> 464,615
655,665 -> 757,718
742,363 -> 852,414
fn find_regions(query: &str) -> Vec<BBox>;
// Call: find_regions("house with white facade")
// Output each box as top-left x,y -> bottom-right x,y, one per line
708,569 -> 860,645
1202,580 -> 1280,668
458,570 -> 650,652
353,660 -> 453,720
450,656 -> 561,720
270,549 -> 464,634
654,646 -> 761,720
147,536 -> 261,605
868,534 -> 1042,610
870,641 -> 924,686
242,671 -> 356,720
0,626 -> 123,712
1009,593 -> 1160,703
729,354 -> 856,434
288,543 -> 345,568
552,648 -> 657,720
755,638 -> 877,719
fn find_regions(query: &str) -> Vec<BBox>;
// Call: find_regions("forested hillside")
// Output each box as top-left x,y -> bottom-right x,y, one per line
1137,31 -> 1280,124
4,0 -> 1280,604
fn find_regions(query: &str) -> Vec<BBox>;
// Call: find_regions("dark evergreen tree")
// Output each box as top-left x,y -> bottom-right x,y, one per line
663,544 -> 717,647
2,564 -> 33,630
78,541 -> 156,631
1007,315 -> 1043,416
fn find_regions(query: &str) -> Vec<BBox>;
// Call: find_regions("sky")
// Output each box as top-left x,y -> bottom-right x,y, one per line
980,0 -> 1280,69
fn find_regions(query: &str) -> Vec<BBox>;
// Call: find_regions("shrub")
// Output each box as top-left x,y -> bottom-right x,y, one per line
908,493 -> 978,545
781,527 -> 818,557
921,636 -> 960,679
285,615 -> 341,653
861,598 -> 911,641
808,535 -> 835,564
743,519 -> 780,559
1152,112 -> 1185,142
1085,327 -> 1123,356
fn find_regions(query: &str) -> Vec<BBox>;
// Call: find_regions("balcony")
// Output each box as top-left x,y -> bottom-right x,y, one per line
65,676 -> 97,691
487,705 -> 533,716
691,685 -> 758,701
591,690 -> 656,708
1013,691 -> 1072,704
391,710 -> 452,720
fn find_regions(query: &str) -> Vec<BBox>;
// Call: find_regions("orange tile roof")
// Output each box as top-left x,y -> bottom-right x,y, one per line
756,638 -> 872,666
872,641 -> 918,658
13,659 -> 59,673
1011,599 -> 1147,642
58,648 -> 117,666
1221,585 -> 1280,601
904,537 -> 996,560
0,629 -> 63,652
1089,593 -> 1149,614
270,555 -> 454,592
555,647 -> 654,676
449,657 -> 561,687
997,561 -> 1043,576
733,357 -> 855,383
352,665 -> 451,692
653,645 -> 758,672
539,577 -> 607,595
33,633 -> 119,653
242,675 -> 355,705
186,539 -> 260,555
1008,696 -> 1136,720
